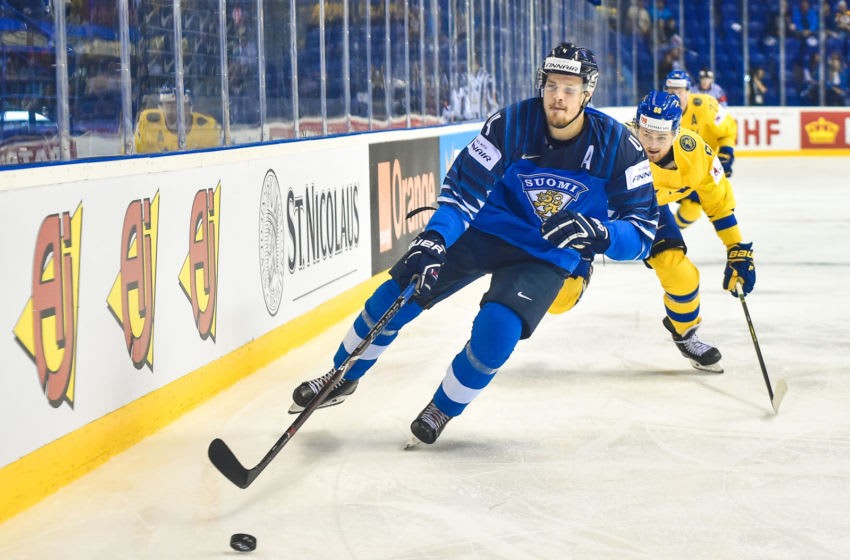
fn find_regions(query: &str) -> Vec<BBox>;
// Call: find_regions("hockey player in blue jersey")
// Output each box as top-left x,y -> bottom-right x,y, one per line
290,43 -> 659,445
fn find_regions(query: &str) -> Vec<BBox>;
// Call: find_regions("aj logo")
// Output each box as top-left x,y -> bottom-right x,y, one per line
179,183 -> 221,341
107,193 -> 160,369
14,204 -> 83,408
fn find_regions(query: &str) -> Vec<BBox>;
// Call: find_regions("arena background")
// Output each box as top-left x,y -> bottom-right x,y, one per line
1,0 -> 848,528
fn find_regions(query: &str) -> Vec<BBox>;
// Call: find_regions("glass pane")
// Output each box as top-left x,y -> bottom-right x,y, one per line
409,0 -> 425,121
423,0 -> 440,119
370,0 -> 389,129
182,0 -> 224,148
135,0 -> 178,153
264,0 -> 295,139
296,0 -> 322,135
388,0 -> 407,127
324,0 -> 348,133
349,1 -> 371,130
0,1 -> 60,165
66,0 -> 122,159
228,0 -> 261,143
440,0 -> 459,121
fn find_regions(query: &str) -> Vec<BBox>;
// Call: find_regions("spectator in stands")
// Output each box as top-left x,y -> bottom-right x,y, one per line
821,2 -> 837,38
748,67 -> 768,105
650,0 -> 677,45
657,19 -> 681,48
791,0 -> 819,38
826,51 -> 848,105
764,0 -> 792,45
658,36 -> 684,79
834,1 -> 850,33
692,67 -> 728,107
625,0 -> 651,39
800,52 -> 822,105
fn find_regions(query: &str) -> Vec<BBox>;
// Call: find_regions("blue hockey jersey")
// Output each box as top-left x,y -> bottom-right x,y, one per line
426,98 -> 659,274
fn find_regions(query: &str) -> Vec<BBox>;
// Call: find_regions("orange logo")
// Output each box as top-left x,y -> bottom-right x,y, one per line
14,204 -> 83,408
179,183 -> 221,340
107,193 -> 160,369
376,159 -> 436,253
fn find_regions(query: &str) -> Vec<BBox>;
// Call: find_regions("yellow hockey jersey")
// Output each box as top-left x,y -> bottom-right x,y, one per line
651,129 -> 742,246
681,93 -> 737,152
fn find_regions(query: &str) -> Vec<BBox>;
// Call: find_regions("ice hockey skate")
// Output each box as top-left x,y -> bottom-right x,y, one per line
409,400 -> 452,445
288,371 -> 359,414
663,317 -> 723,373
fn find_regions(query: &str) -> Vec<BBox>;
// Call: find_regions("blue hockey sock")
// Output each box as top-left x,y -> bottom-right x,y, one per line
334,279 -> 423,380
433,302 -> 522,416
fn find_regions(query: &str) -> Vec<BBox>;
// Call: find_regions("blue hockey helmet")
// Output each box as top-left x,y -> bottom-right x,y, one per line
537,43 -> 599,95
635,90 -> 682,133
664,69 -> 692,90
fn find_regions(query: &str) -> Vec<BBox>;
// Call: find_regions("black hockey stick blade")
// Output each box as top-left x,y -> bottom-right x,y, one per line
209,430 -> 295,489
208,279 -> 418,488
208,438 -> 253,489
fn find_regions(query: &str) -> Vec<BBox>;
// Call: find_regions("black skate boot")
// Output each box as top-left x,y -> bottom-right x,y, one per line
409,401 -> 452,444
288,371 -> 359,414
663,317 -> 723,373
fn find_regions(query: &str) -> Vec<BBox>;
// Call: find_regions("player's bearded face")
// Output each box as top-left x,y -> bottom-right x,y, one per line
543,74 -> 586,129
637,128 -> 675,163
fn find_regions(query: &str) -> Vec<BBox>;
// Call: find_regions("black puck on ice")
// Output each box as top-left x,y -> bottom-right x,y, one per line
230,533 -> 257,552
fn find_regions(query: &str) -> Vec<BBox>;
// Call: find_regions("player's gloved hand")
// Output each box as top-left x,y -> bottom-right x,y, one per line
541,209 -> 611,255
718,146 -> 735,177
397,230 -> 446,297
723,242 -> 755,295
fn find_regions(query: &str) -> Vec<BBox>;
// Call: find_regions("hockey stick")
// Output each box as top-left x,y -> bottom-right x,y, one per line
737,287 -> 787,414
208,279 -> 419,489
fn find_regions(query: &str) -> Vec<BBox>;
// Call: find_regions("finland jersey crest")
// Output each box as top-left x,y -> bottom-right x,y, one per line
518,172 -> 589,220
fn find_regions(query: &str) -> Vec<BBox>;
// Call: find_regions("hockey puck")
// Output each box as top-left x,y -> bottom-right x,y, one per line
230,533 -> 257,552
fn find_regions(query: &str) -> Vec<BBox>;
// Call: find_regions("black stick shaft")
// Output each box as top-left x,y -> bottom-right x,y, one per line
209,280 -> 418,488
738,289 -> 774,400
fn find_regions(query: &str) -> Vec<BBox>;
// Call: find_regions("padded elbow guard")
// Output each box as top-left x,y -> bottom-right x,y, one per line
674,196 -> 703,229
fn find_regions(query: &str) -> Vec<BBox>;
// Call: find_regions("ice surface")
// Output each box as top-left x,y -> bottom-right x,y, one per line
0,156 -> 848,559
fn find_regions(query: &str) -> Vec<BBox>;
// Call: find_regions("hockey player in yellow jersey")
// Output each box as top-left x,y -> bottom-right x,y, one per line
549,90 -> 755,372
664,70 -> 738,229
633,90 -> 754,371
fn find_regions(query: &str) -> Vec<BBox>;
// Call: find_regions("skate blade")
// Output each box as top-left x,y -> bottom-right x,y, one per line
287,395 -> 347,415
689,359 -> 724,374
771,379 -> 788,414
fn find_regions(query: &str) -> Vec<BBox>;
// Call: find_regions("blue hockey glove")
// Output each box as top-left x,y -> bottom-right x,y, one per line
397,231 -> 446,297
724,242 -> 755,295
718,146 -> 735,177
541,210 -> 611,255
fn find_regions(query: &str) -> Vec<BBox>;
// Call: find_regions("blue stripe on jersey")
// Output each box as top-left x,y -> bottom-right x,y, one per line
666,286 -> 699,304
712,213 -> 738,232
666,303 -> 701,323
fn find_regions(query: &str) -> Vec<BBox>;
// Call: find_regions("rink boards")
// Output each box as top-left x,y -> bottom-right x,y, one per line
0,105 -> 846,522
